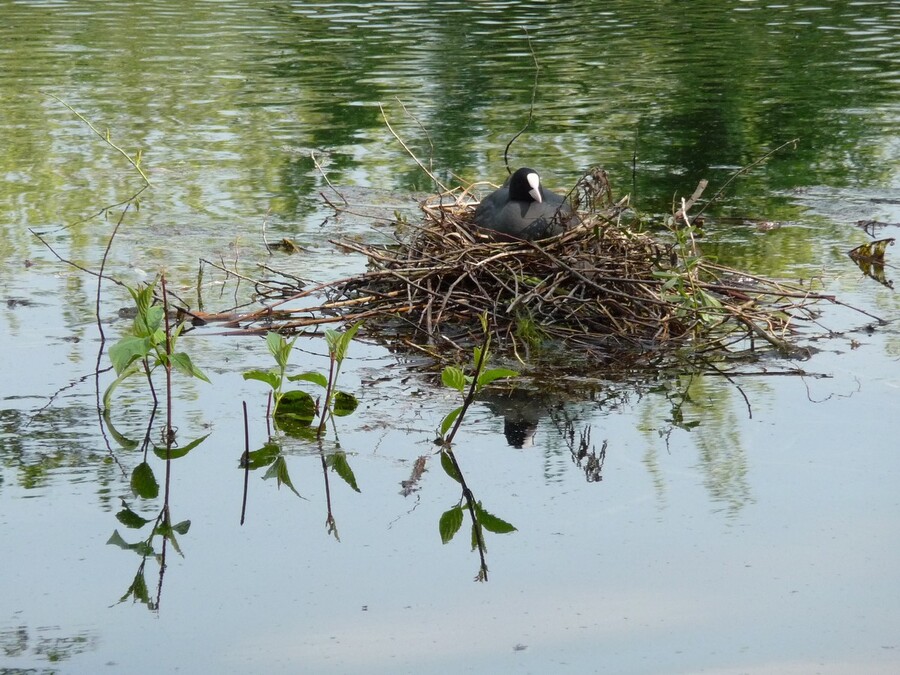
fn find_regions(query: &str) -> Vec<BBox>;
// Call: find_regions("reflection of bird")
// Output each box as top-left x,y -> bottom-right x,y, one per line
503,418 -> 538,449
473,168 -> 577,240
482,389 -> 548,449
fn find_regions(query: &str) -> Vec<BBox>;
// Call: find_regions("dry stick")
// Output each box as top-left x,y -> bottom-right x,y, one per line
674,179 -> 709,221
466,268 -> 505,326
395,97 -> 437,183
701,261 -> 836,298
503,27 -> 540,174
240,400 -> 250,525
311,149 -> 348,206
256,263 -> 310,288
526,240 -> 674,310
261,207 -> 273,254
48,94 -> 152,186
423,277 -> 435,335
380,266 -> 487,317
270,305 -> 418,333
198,257 -> 262,288
380,103 -> 449,193
28,227 -> 127,286
160,274 -> 174,603
319,290 -> 404,311
205,271 -> 397,323
434,265 -> 483,328
694,138 -> 799,220
725,306 -> 793,353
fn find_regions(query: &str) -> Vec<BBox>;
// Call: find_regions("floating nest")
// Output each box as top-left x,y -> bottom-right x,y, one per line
206,168 -> 840,369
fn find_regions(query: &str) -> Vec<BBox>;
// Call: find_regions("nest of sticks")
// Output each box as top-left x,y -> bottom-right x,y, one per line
223,168 -> 835,367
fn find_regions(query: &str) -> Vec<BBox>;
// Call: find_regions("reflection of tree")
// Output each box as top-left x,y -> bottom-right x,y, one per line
248,0 -> 900,231
640,373 -> 765,515
0,406 -> 118,501
0,624 -> 98,663
2,1 -> 897,275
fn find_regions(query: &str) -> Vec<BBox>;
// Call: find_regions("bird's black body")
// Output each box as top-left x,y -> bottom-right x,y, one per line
473,167 -> 576,240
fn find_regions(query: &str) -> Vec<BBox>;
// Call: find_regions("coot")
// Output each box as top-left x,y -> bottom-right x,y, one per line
473,168 -> 576,240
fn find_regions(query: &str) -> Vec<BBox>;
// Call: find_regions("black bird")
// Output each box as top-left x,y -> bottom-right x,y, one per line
473,167 -> 576,240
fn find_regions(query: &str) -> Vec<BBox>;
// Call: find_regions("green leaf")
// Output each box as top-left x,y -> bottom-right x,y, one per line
130,462 -> 159,499
169,352 -> 211,383
325,329 -> 341,358
172,519 -> 191,535
273,390 -> 317,435
276,390 -> 316,417
152,433 -> 209,460
475,503 -> 517,534
266,330 -> 285,361
116,507 -> 151,529
265,331 -> 297,371
439,406 -> 462,437
440,450 -> 461,483
109,336 -> 151,374
241,443 -> 281,470
263,456 -> 302,498
326,321 -> 362,365
120,567 -> 150,605
127,282 -> 152,316
332,390 -> 359,416
441,366 -> 466,392
106,529 -> 130,550
439,505 -> 465,544
155,520 -> 189,556
106,530 -> 155,557
473,345 -> 486,368
101,408 -> 139,450
336,321 -> 363,364
243,368 -> 280,390
478,312 -> 489,335
476,367 -> 519,388
275,456 -> 302,498
102,361 -> 144,409
136,305 -> 165,338
163,529 -> 184,557
328,451 -> 361,492
287,371 -> 328,388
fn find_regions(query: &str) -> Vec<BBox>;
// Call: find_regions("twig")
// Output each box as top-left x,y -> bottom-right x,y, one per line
695,139 -> 799,219
48,94 -> 152,186
380,103 -> 449,193
311,150 -> 348,206
503,28 -> 540,174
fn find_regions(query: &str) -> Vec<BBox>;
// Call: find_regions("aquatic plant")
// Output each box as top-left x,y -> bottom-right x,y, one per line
242,323 -> 361,437
436,314 -> 518,581
103,277 -> 210,409
241,325 -> 363,539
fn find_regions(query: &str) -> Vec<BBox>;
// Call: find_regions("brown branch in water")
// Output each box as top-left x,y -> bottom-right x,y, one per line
695,138 -> 799,219
380,103 -> 449,193
311,150 -> 348,206
503,27 -> 540,175
240,400 -> 250,525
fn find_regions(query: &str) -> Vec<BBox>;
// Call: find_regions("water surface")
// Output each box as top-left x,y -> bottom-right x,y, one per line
1,1 -> 899,673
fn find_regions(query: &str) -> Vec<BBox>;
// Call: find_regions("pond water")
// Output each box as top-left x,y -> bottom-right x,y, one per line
2,1 -> 900,673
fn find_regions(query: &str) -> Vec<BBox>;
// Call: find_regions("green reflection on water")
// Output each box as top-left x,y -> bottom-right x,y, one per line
1,1 -> 897,281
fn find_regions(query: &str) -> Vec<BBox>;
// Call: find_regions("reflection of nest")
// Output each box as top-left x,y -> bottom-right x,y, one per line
210,168 -> 841,366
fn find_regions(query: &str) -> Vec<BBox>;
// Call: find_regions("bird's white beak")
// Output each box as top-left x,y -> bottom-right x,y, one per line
526,172 -> 542,203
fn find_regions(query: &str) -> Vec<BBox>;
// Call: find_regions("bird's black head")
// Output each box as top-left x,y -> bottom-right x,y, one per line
508,167 -> 543,203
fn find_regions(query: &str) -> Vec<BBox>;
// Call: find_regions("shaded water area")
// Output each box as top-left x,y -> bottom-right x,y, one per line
2,1 -> 900,673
